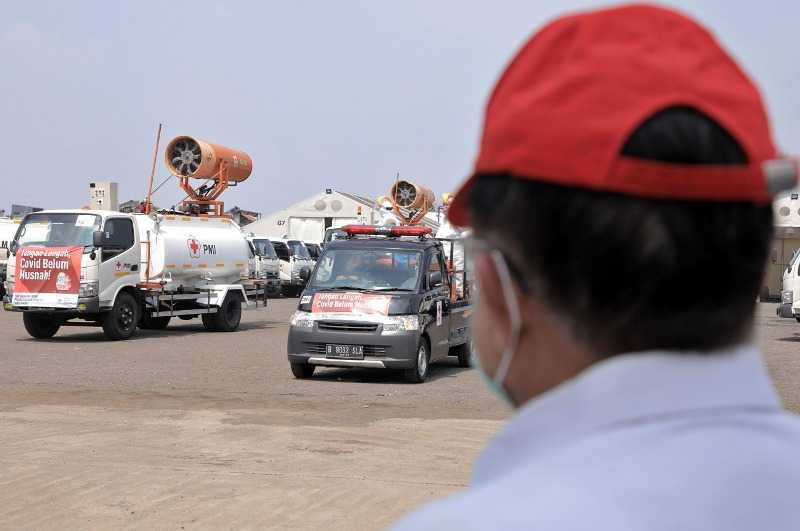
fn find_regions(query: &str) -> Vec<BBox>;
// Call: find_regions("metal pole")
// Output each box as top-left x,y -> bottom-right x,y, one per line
144,123 -> 163,215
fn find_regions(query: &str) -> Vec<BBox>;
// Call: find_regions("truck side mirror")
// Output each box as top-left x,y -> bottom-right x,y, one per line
300,267 -> 311,282
92,230 -> 104,248
429,271 -> 443,288
8,240 -> 18,255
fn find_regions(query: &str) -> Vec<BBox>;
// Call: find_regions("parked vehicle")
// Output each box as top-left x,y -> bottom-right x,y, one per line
246,236 -> 281,297
270,238 -> 313,297
3,210 -> 265,340
287,225 -> 472,383
321,227 -> 347,248
304,242 -> 321,263
778,248 -> 800,320
0,218 -> 20,299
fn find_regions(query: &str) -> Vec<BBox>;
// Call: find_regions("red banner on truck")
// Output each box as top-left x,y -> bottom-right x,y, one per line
311,292 -> 391,316
12,246 -> 83,308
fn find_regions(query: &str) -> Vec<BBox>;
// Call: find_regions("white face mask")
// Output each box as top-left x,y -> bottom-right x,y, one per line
474,249 -> 523,406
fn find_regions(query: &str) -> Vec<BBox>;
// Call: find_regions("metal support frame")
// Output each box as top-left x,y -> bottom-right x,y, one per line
178,161 -> 231,217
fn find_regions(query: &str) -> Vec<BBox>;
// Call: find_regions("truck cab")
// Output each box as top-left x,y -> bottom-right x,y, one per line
270,238 -> 313,297
287,225 -> 472,383
247,236 -> 281,296
778,248 -> 800,320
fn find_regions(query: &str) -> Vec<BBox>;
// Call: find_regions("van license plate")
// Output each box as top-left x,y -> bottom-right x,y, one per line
326,344 -> 364,359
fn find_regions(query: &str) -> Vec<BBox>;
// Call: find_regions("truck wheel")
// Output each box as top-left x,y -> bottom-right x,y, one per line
211,293 -> 242,332
456,340 -> 474,368
290,362 -> 315,379
140,313 -> 170,330
404,339 -> 430,383
101,291 -> 139,340
23,313 -> 60,339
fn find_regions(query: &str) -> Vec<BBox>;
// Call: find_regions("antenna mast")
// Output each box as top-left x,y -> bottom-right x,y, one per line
144,123 -> 163,214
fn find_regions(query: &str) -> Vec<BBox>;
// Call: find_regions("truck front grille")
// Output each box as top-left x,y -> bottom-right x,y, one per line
317,321 -> 379,333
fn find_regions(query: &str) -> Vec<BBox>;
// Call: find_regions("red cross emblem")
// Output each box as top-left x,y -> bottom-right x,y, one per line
187,238 -> 200,258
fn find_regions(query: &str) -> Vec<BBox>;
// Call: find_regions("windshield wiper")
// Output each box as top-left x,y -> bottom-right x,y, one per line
369,287 -> 414,292
321,286 -> 367,291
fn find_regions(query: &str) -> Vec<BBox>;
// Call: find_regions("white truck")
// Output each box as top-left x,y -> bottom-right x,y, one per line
778,248 -> 800,321
246,235 -> 282,297
269,238 -> 313,297
0,218 -> 20,298
3,209 -> 265,340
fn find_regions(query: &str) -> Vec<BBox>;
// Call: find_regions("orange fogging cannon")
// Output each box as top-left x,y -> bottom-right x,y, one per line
389,179 -> 435,225
165,136 -> 253,216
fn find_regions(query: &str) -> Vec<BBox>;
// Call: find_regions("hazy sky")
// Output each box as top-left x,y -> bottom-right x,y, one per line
1,1 -> 798,214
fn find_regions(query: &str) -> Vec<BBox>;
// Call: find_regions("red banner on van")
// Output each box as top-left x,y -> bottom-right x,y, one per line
12,246 -> 83,308
311,292 -> 391,316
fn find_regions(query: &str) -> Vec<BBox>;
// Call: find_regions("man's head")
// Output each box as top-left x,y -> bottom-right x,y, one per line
452,5 -> 796,406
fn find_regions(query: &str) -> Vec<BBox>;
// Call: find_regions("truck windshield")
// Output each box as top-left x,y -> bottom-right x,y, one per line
271,241 -> 290,261
252,239 -> 277,258
288,240 -> 311,259
14,213 -> 101,251
323,228 -> 347,245
311,249 -> 422,291
305,243 -> 320,260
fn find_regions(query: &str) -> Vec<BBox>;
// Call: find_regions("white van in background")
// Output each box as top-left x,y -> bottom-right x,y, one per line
778,248 -> 800,320
246,236 -> 282,297
269,238 -> 313,297
0,218 -> 20,298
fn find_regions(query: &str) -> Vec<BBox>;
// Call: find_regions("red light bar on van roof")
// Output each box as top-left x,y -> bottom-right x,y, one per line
341,225 -> 433,237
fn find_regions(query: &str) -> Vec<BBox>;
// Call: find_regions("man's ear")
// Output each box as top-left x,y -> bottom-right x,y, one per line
475,253 -> 511,337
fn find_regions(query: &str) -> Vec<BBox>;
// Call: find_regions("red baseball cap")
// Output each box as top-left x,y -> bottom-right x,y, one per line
448,4 -> 797,227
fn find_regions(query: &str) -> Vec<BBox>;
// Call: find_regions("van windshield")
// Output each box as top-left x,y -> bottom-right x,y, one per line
288,241 -> 311,259
252,239 -> 277,258
14,213 -> 101,251
310,249 -> 422,291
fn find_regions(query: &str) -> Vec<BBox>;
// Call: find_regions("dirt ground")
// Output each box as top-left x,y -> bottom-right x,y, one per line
0,300 -> 798,530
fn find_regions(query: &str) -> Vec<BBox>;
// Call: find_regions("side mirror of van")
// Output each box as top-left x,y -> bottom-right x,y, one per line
92,230 -> 104,248
429,271 -> 443,288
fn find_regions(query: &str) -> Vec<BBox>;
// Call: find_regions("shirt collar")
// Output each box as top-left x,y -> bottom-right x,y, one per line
472,344 -> 782,485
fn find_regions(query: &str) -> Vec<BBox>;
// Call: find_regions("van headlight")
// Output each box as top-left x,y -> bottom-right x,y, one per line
79,281 -> 99,298
382,315 -> 420,335
290,311 -> 314,328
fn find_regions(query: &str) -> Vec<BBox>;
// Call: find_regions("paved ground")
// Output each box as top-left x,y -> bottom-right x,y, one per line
0,301 -> 798,529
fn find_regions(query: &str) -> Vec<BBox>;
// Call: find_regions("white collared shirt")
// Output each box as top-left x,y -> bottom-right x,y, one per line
393,344 -> 800,530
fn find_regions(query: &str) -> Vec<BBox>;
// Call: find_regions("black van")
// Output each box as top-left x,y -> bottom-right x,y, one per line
286,226 -> 472,383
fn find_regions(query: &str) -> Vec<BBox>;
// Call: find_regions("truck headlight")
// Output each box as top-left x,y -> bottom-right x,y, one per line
381,315 -> 420,335
290,311 -> 314,328
79,281 -> 99,298
782,290 -> 793,304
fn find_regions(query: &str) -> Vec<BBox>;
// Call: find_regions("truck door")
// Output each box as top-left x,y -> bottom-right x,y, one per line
98,217 -> 140,306
423,249 -> 451,360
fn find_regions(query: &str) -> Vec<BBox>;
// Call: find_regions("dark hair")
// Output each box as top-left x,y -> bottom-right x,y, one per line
469,107 -> 773,356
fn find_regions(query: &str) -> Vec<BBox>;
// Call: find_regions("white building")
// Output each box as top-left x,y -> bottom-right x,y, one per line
245,190 -> 442,242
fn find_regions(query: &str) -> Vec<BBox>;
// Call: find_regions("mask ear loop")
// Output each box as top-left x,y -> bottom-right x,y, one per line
490,249 -> 522,386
